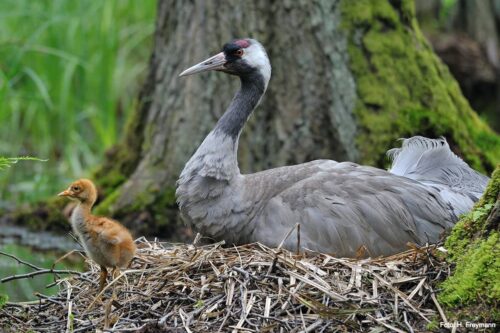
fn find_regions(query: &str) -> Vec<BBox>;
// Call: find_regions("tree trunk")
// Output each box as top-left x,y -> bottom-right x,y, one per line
89,0 -> 498,239
416,0 -> 500,132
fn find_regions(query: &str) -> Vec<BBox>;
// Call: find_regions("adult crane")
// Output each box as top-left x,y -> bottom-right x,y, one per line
176,38 -> 489,257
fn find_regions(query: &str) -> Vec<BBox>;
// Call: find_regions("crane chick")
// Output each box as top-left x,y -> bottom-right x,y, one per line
58,179 -> 136,292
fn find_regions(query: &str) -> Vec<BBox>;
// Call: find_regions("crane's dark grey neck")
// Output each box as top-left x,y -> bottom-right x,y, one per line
214,71 -> 266,138
180,70 -> 266,181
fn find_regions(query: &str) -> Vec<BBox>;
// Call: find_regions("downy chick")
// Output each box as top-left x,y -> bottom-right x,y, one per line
58,179 -> 136,292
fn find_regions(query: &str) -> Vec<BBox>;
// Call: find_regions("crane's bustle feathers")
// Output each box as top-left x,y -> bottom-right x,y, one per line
387,136 -> 489,216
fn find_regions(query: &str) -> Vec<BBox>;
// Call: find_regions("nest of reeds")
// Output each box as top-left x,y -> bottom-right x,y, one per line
1,237 -> 452,332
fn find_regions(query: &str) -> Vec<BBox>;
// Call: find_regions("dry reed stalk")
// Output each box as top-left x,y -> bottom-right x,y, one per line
0,238 -> 450,332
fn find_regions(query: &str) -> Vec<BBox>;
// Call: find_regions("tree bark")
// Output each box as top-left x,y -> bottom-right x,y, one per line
416,0 -> 500,131
91,0 -> 498,239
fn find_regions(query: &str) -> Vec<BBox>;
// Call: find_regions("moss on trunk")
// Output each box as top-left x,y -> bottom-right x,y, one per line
341,0 -> 499,172
439,166 -> 500,321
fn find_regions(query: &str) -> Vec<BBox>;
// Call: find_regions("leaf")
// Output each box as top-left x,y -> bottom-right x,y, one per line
0,156 -> 48,171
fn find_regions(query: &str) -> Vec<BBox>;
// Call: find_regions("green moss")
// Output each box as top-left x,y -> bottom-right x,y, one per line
153,187 -> 178,225
94,183 -> 179,237
92,98 -> 146,193
439,166 -> 500,321
341,0 -> 499,172
426,318 -> 440,331
94,188 -> 122,216
439,233 -> 499,307
96,168 -> 127,198
0,294 -> 7,309
445,167 -> 500,259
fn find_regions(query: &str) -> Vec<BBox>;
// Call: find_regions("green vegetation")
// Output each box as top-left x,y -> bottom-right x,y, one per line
0,0 -> 156,203
439,166 -> 500,321
341,0 -> 499,172
0,156 -> 47,171
0,293 -> 7,309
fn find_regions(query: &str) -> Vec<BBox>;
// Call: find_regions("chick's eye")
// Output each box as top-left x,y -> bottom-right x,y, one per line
234,49 -> 244,57
72,186 -> 80,191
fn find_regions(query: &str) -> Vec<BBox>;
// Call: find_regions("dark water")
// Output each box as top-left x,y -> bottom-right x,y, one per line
0,226 -> 84,302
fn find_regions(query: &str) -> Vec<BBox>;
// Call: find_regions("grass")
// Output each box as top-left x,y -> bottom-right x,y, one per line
0,0 -> 156,204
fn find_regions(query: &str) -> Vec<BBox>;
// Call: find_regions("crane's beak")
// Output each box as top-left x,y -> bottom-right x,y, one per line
179,52 -> 226,77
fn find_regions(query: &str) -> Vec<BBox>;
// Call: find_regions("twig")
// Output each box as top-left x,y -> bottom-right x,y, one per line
403,311 -> 414,333
430,288 -> 448,324
296,223 -> 301,255
65,280 -> 73,333
1,269 -> 81,283
299,319 -> 323,333
277,223 -> 300,250
367,314 -> 406,333
0,251 -> 44,270
51,249 -> 81,270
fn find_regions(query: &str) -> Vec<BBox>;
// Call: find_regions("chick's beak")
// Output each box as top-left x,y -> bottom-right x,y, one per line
58,190 -> 71,197
179,52 -> 226,77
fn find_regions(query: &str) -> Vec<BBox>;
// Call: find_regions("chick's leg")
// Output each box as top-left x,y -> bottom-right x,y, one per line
99,266 -> 108,292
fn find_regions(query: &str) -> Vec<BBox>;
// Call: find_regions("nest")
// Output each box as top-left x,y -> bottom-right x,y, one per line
1,237 -> 452,332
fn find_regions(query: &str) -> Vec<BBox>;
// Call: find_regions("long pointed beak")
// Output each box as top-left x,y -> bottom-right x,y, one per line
58,190 -> 71,197
179,52 -> 226,77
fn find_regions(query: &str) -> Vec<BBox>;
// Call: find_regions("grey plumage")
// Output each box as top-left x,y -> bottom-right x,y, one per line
387,136 -> 489,217
176,39 -> 489,257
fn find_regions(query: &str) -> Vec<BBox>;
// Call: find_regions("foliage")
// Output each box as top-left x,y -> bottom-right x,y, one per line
0,156 -> 47,171
0,0 -> 156,203
439,0 -> 458,22
0,294 -> 7,309
341,0 -> 499,173
439,166 -> 500,320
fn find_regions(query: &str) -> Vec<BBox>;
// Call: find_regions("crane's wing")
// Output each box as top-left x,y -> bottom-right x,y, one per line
248,160 -> 455,257
92,218 -> 124,246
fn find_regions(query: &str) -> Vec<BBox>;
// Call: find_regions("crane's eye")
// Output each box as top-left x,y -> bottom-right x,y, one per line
72,186 -> 80,191
234,49 -> 244,57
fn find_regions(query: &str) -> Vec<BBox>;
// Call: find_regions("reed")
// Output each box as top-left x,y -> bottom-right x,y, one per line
0,0 -> 156,203
0,238 -> 452,331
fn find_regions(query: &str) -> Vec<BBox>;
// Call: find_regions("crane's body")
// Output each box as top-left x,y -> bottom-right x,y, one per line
176,39 -> 489,257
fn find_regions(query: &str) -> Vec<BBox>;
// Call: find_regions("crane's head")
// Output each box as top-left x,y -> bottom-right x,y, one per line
180,38 -> 271,86
58,178 -> 98,205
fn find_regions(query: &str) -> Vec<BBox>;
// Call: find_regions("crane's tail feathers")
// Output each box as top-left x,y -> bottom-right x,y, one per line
387,136 -> 489,210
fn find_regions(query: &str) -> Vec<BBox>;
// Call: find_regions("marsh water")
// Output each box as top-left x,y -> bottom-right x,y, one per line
0,226 -> 84,302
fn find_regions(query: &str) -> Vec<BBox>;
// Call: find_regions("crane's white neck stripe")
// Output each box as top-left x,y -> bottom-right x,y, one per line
242,43 -> 271,88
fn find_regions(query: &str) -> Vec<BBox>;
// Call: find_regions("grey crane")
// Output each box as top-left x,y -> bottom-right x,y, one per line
176,38 -> 489,257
